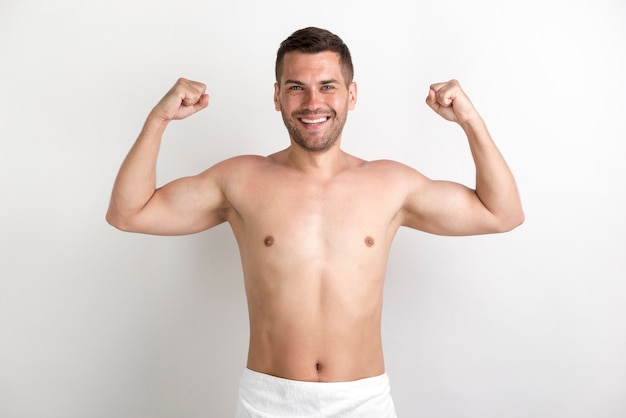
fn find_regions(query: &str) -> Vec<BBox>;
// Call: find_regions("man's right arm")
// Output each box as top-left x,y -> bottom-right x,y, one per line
106,78 -> 228,235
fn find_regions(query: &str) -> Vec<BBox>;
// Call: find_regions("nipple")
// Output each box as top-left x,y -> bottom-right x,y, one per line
365,236 -> 375,247
264,236 -> 274,247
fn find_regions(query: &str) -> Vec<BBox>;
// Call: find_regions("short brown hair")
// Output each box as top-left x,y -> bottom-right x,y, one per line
275,27 -> 354,86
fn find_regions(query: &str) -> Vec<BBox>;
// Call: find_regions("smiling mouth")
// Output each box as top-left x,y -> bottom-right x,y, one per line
300,116 -> 329,125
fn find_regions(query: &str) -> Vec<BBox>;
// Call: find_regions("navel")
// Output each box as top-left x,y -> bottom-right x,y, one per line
365,236 -> 375,247
264,236 -> 274,247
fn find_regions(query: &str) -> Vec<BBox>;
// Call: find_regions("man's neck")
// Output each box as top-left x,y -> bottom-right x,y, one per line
282,143 -> 352,178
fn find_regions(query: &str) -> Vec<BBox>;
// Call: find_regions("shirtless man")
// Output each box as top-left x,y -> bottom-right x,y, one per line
106,27 -> 524,417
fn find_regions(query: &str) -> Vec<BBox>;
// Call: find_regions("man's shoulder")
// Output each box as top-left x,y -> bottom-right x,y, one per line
360,158 -> 421,175
196,155 -> 273,187
220,154 -> 272,166
356,159 -> 429,193
211,154 -> 274,174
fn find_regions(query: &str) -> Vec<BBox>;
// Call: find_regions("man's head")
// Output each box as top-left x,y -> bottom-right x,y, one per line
275,27 -> 354,87
273,28 -> 357,154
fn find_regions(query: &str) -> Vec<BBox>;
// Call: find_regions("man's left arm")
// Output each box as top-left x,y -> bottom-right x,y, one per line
402,80 -> 524,235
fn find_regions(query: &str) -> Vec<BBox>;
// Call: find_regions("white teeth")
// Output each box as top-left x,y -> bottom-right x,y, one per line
301,117 -> 327,124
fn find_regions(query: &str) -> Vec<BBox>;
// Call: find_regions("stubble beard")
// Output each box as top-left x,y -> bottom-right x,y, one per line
281,108 -> 348,153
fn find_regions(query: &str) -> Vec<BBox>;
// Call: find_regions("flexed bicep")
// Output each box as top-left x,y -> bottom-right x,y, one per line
401,177 -> 503,236
112,164 -> 230,236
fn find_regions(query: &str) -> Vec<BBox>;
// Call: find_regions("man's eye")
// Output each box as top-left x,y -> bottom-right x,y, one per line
321,85 -> 335,91
289,86 -> 303,91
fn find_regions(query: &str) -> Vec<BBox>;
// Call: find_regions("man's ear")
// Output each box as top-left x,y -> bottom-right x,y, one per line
274,83 -> 281,111
348,82 -> 358,110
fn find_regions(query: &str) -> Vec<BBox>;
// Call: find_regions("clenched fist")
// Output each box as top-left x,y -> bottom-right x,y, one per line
151,78 -> 209,122
426,79 -> 480,125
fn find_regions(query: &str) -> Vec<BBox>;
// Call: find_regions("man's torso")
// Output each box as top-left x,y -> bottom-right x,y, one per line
220,151 -> 413,382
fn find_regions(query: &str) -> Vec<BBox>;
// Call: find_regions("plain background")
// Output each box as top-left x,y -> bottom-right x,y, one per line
1,0 -> 625,417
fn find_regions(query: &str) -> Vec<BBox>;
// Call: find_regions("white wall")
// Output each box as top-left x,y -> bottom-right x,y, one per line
1,1 -> 625,417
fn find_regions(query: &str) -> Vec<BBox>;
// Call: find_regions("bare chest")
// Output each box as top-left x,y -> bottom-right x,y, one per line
226,169 -> 404,258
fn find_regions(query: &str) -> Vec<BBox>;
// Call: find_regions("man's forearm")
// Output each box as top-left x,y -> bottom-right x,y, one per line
461,117 -> 524,230
106,113 -> 168,223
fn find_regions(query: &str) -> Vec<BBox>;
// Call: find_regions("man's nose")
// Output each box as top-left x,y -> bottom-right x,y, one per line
303,89 -> 323,110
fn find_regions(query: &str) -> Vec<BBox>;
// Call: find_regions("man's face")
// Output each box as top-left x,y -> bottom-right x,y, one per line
274,51 -> 357,153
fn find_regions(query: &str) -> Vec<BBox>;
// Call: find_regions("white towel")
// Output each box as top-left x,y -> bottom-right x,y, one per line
235,368 -> 397,417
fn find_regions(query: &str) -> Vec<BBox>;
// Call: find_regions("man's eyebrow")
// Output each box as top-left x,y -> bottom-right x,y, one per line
283,79 -> 340,86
